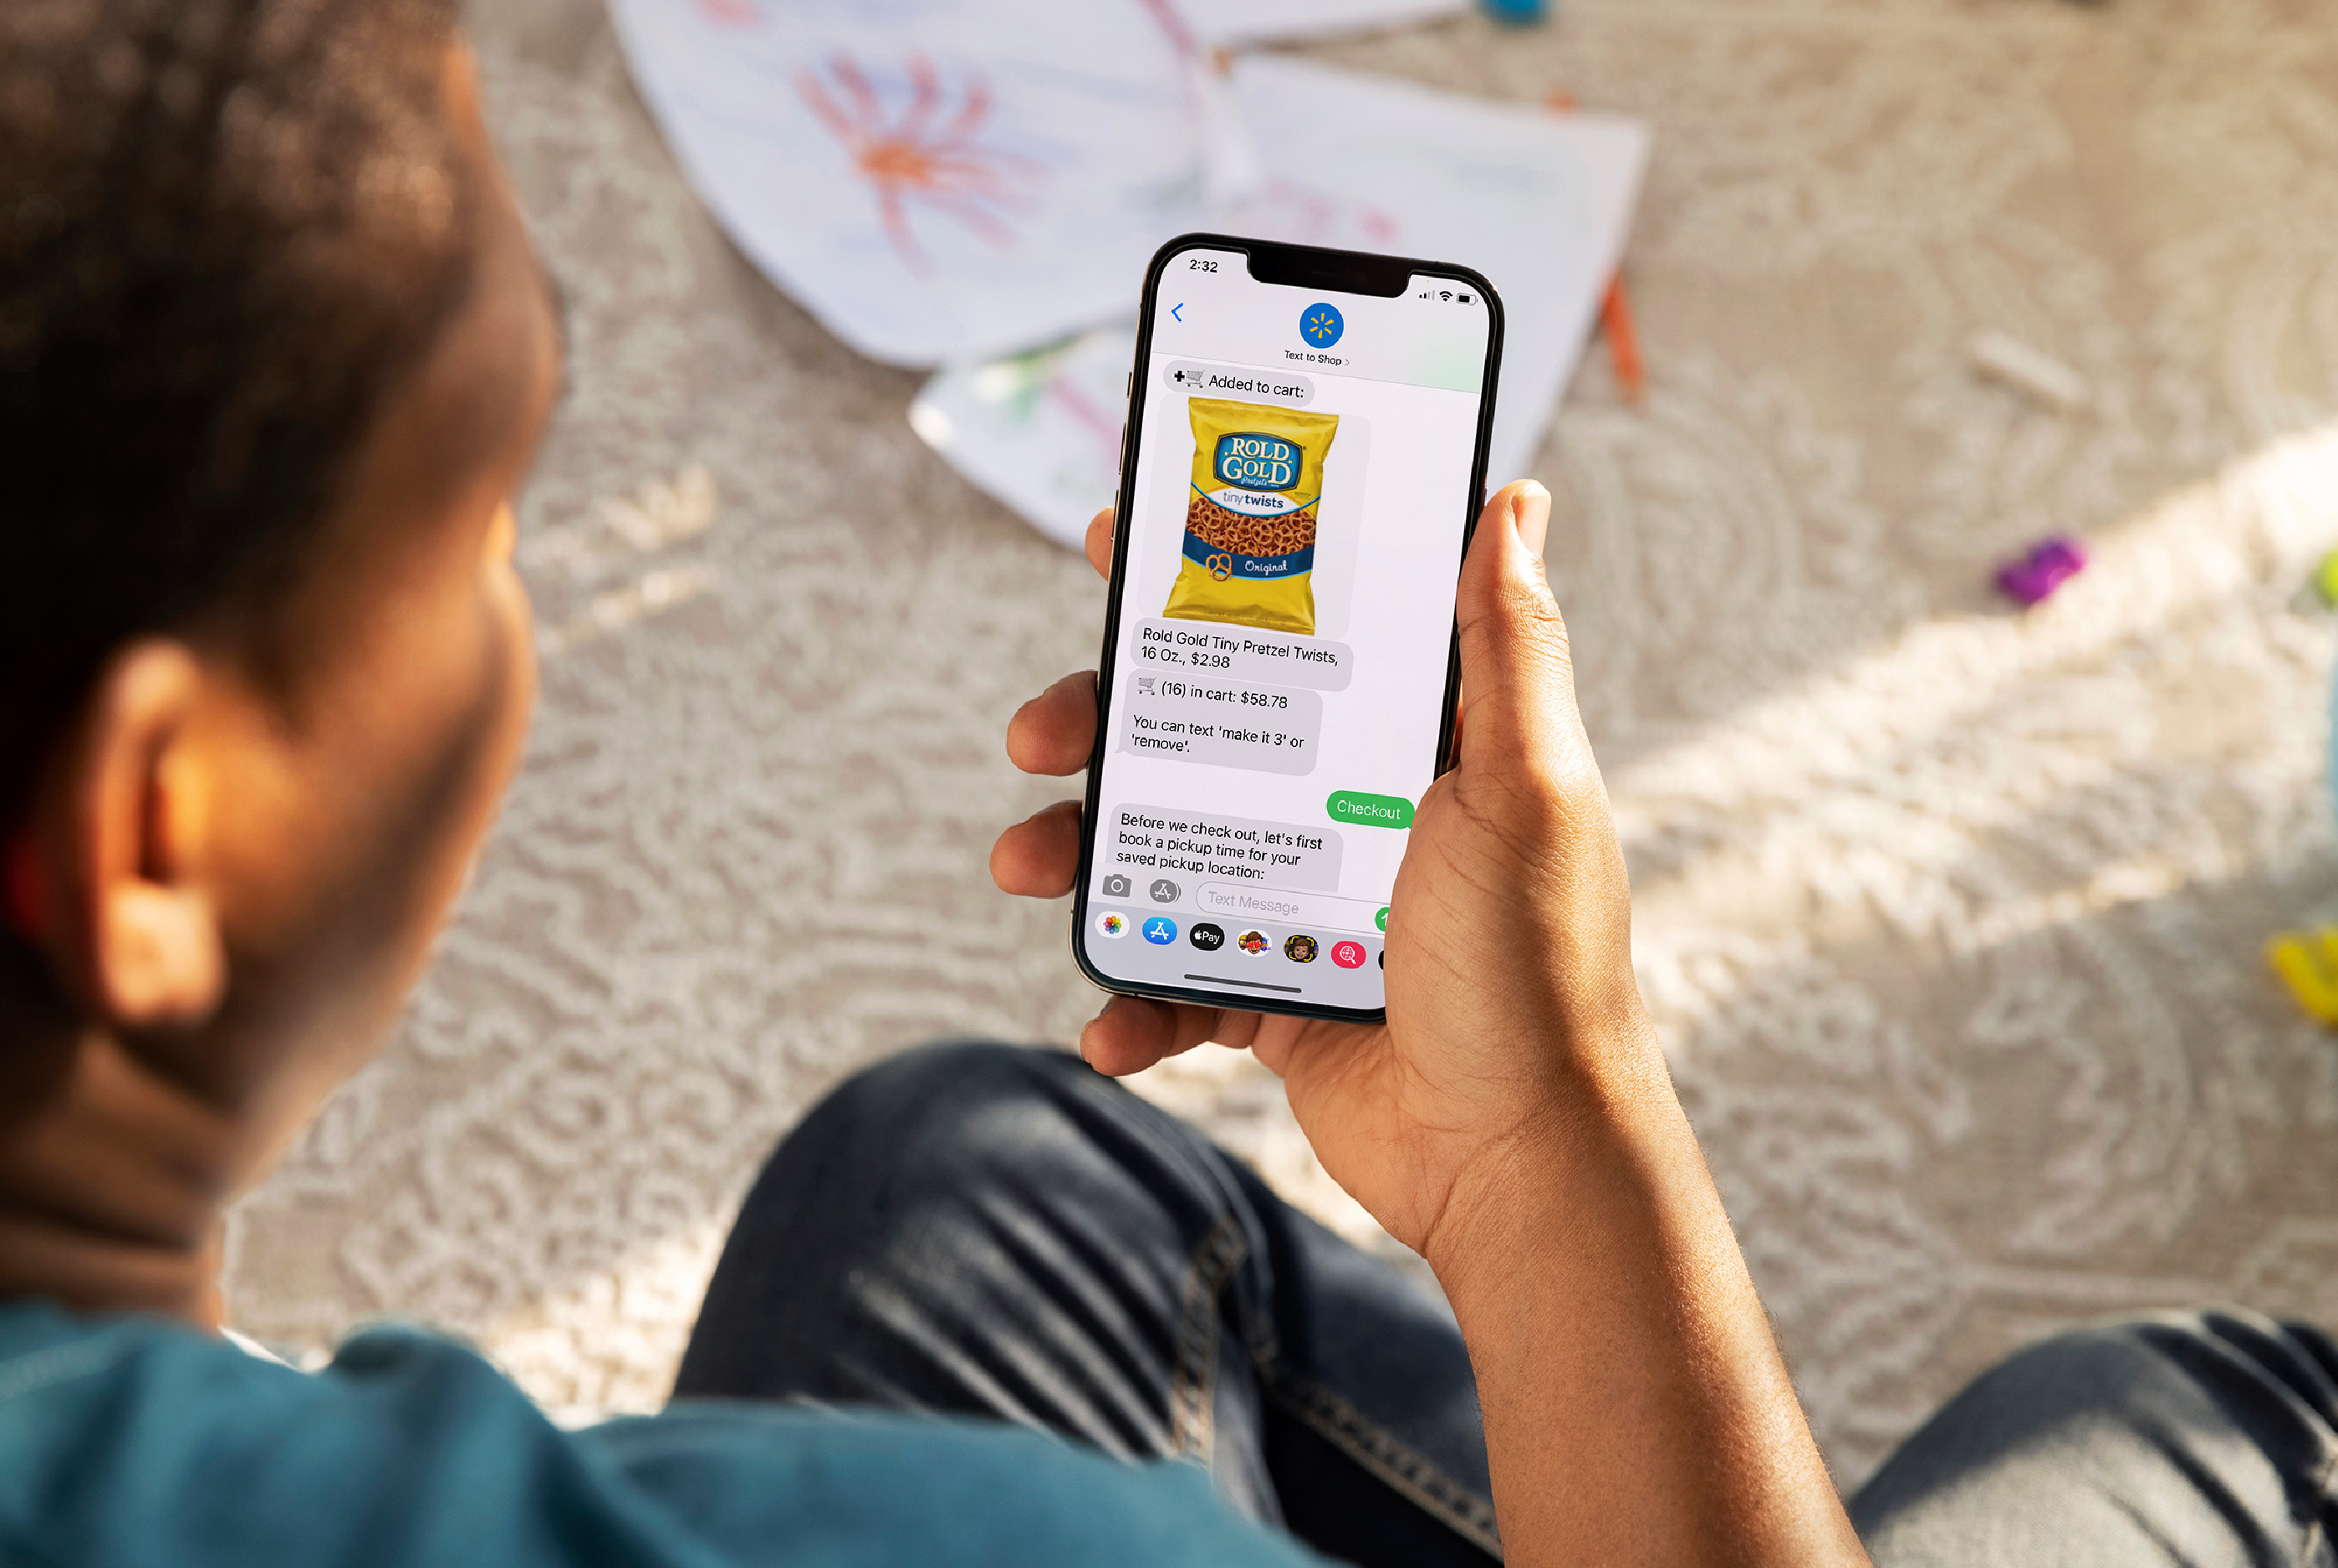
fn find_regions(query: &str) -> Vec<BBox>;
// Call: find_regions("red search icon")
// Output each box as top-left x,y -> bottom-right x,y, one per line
1330,941 -> 1367,969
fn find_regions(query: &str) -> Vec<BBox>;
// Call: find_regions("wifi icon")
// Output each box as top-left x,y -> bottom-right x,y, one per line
1440,290 -> 1452,301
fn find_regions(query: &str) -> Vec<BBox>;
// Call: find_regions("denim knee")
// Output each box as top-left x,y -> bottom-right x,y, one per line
809,1040 -> 1085,1133
763,1041 -> 1113,1206
1851,1310 -> 2338,1558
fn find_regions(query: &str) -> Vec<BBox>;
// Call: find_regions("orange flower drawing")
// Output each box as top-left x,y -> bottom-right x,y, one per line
795,53 -> 1043,272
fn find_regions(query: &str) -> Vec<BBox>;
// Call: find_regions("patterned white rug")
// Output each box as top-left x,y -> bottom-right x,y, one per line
226,0 -> 2338,1484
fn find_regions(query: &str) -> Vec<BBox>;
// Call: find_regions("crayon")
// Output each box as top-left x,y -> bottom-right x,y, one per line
1548,89 -> 1643,405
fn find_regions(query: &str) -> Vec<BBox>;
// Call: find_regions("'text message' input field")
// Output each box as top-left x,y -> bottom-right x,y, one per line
1195,885 -> 1385,935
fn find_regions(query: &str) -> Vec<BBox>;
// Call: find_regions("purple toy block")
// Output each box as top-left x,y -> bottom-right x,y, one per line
1996,535 -> 2086,606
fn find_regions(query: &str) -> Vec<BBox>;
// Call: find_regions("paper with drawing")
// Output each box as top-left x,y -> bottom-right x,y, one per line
610,0 -> 1226,365
610,0 -> 1498,366
912,58 -> 1649,548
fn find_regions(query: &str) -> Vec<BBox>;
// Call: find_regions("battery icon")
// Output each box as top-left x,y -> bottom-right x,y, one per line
1457,293 -> 1473,304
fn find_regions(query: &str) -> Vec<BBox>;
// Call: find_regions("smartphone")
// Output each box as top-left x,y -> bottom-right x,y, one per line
1071,233 -> 1503,1024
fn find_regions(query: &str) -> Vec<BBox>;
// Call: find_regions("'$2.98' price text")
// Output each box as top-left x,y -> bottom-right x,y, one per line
1139,641 -> 1233,669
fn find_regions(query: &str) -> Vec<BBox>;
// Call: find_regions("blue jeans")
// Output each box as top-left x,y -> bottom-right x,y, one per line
1850,1312 -> 2338,1565
672,1044 -> 2338,1565
673,1043 -> 1497,1566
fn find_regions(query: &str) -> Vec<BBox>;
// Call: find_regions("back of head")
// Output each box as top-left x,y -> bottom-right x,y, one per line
0,0 -> 472,820
0,0 -> 565,1325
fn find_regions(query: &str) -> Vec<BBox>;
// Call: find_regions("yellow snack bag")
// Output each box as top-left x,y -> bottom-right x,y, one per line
1164,398 -> 1339,636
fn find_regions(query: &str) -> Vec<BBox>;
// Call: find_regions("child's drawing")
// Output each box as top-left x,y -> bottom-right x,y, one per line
914,59 -> 1650,549
911,327 -> 1136,548
795,53 -> 1041,272
608,1 -> 1632,375
1044,373 -> 1122,460
610,0 -> 1208,365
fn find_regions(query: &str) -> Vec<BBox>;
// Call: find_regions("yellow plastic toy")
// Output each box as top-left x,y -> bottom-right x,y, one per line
2268,928 -> 2338,1024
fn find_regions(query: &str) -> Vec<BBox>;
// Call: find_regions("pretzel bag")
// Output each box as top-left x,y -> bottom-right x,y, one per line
1164,398 -> 1340,636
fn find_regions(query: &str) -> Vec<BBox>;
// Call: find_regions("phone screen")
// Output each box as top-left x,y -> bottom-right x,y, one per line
1077,240 -> 1498,1019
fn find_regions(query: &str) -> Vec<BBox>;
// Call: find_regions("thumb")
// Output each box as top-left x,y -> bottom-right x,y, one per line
1452,480 -> 1585,779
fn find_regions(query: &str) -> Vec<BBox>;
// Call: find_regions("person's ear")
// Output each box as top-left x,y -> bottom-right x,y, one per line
22,642 -> 227,1029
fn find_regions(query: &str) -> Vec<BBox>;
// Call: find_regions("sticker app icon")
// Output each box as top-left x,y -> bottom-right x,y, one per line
1284,934 -> 1319,963
1237,929 -> 1269,955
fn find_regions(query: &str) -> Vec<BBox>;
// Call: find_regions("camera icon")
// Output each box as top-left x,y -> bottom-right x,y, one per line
1101,874 -> 1132,898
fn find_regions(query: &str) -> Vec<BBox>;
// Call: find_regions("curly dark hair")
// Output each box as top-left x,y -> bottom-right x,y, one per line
0,0 -> 475,817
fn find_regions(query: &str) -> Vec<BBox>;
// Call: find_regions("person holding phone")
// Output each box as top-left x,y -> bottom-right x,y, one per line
5,3 -> 2338,1565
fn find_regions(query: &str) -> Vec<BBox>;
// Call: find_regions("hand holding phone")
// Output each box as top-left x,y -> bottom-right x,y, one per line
994,466 -> 1861,1568
993,478 -> 1651,1264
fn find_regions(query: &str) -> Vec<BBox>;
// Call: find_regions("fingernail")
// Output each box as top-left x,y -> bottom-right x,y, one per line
1511,480 -> 1550,562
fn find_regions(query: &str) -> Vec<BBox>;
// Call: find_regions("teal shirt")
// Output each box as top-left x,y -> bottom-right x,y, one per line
0,1301 -> 1324,1566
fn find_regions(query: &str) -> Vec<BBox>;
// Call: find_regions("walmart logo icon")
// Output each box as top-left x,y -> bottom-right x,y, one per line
1299,302 -> 1344,349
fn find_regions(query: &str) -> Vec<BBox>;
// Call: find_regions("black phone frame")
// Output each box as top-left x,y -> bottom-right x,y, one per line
1068,232 -> 1505,1025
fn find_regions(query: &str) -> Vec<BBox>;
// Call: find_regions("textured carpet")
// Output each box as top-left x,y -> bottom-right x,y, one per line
226,0 -> 2338,1484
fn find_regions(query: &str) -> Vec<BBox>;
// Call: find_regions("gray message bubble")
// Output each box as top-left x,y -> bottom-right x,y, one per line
1131,619 -> 1353,692
1121,674 -> 1322,775
1107,805 -> 1343,891
1164,360 -> 1314,406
